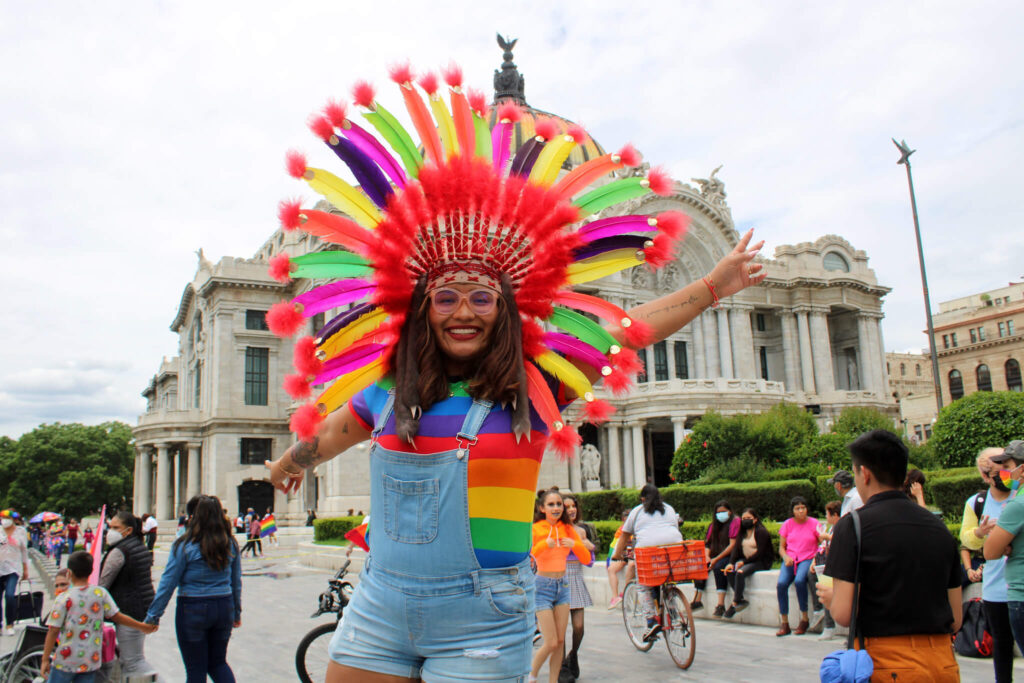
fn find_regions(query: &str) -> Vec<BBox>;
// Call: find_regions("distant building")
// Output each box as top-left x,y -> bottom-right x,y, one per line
931,282 -> 1024,405
886,351 -> 936,442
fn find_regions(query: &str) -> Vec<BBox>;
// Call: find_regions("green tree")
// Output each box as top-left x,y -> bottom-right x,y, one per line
791,432 -> 852,468
832,406 -> 898,437
2,422 -> 135,517
932,392 -> 1024,468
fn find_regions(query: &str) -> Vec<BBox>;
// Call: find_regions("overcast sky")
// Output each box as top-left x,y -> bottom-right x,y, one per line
2,1 -> 1022,438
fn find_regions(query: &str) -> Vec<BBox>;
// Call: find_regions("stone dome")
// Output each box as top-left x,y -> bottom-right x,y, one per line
486,103 -> 607,170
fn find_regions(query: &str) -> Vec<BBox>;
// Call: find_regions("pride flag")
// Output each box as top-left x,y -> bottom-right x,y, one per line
89,505 -> 106,584
259,514 -> 277,538
345,516 -> 370,552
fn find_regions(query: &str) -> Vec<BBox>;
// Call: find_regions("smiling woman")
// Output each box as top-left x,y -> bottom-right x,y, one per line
261,62 -> 765,683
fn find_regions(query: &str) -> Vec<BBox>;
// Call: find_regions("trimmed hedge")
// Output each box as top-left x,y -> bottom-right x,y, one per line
313,515 -> 365,543
930,474 -> 985,521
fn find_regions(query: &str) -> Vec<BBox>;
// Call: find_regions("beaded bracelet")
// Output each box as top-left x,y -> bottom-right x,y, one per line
702,276 -> 720,309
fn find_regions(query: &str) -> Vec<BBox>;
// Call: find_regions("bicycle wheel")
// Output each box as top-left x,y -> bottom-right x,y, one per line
4,649 -> 43,683
662,585 -> 696,669
296,621 -> 339,683
621,581 -> 655,652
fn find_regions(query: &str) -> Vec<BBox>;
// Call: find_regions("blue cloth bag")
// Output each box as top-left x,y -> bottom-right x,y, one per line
819,510 -> 874,683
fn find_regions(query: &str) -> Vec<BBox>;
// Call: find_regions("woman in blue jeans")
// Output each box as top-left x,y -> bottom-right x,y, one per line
775,496 -> 819,636
145,495 -> 242,682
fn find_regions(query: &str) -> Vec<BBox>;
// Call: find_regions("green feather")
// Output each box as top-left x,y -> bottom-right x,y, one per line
573,177 -> 650,216
547,307 -> 618,354
365,106 -> 423,177
473,116 -> 492,161
292,251 -> 370,267
291,263 -> 373,280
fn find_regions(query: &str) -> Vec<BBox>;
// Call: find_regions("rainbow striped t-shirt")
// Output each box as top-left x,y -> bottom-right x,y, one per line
349,379 -> 555,568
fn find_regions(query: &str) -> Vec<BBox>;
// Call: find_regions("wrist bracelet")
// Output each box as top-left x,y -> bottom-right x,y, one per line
702,276 -> 720,309
278,457 -> 303,476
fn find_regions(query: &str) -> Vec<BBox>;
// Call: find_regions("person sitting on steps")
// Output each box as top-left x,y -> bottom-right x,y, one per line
723,507 -> 774,619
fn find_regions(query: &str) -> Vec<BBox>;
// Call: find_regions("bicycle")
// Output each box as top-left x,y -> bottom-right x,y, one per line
295,548 -> 356,683
620,541 -> 706,670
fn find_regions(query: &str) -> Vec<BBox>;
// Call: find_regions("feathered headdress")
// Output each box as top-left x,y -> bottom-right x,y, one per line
267,62 -> 689,458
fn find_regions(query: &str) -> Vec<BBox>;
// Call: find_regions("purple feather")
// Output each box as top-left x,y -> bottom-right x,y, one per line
328,135 -> 393,208
294,279 -> 376,317
577,215 -> 657,243
343,121 -> 407,189
312,343 -> 386,384
509,138 -> 544,177
572,235 -> 649,261
543,332 -> 609,372
316,302 -> 376,342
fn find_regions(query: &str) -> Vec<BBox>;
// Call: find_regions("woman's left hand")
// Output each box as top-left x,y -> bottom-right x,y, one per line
707,229 -> 767,299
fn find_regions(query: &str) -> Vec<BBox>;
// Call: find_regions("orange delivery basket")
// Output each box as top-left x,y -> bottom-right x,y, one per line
634,541 -> 708,587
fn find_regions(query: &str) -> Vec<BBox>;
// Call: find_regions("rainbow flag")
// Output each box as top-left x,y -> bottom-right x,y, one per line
89,505 -> 106,585
259,514 -> 277,538
345,517 -> 370,552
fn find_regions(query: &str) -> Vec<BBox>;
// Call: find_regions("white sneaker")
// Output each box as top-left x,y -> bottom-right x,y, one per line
818,627 -> 836,641
3,626 -> 14,636
810,609 -> 826,630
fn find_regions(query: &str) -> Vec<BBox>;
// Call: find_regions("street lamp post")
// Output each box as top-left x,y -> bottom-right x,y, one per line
893,138 -> 943,412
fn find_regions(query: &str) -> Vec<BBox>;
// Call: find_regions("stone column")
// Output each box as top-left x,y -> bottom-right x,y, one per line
691,314 -> 705,378
666,340 -> 677,380
137,448 -> 152,514
631,422 -> 647,486
779,310 -> 801,393
809,309 -> 836,393
856,315 -> 875,391
173,450 -> 184,517
703,311 -> 721,377
155,445 -> 171,520
874,316 -> 890,392
795,309 -> 816,394
606,424 -> 622,488
730,306 -> 756,378
622,426 -> 635,490
672,417 -> 687,451
717,309 -> 734,378
569,450 -> 582,491
187,444 -> 202,499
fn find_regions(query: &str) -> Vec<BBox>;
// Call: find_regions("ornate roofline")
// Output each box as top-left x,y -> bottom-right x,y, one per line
170,285 -> 195,332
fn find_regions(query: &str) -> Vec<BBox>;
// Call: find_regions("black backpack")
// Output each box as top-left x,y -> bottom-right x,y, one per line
954,597 -> 993,658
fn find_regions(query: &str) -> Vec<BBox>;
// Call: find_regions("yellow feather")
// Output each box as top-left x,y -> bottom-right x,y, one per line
307,168 -> 382,228
535,350 -> 593,400
428,97 -> 457,159
530,136 -> 576,187
318,308 -> 389,359
315,357 -> 385,415
566,253 -> 643,284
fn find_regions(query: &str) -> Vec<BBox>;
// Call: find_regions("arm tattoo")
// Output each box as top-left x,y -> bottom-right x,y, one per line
290,437 -> 323,469
634,295 -> 700,320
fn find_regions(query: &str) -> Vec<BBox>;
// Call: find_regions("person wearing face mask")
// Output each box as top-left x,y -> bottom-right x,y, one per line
984,441 -> 1024,678
99,510 -> 159,677
691,500 -> 739,617
0,510 -> 28,637
723,508 -> 773,619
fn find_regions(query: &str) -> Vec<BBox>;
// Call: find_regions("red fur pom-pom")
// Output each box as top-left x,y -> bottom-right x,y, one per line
388,61 -> 415,85
467,88 -> 488,117
547,423 -> 582,461
352,80 -> 376,108
647,166 -> 673,196
266,301 -> 305,337
644,232 -> 676,269
520,318 -> 546,358
616,143 -> 642,167
293,336 -> 323,377
277,198 -> 304,230
622,318 -> 655,348
603,368 -> 633,397
655,211 -> 689,240
283,374 -> 312,400
308,115 -> 334,142
497,102 -> 523,123
610,347 -> 644,375
268,253 -> 293,282
285,150 -> 307,179
323,99 -> 348,128
417,71 -> 439,95
441,62 -> 463,88
582,399 -> 615,425
290,403 -> 324,442
567,125 -> 587,144
534,118 -> 559,141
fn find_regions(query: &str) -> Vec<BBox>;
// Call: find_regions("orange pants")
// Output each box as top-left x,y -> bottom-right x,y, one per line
855,633 -> 959,682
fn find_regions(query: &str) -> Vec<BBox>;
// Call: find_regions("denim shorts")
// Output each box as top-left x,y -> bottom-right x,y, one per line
534,575 -> 570,611
329,557 -> 535,682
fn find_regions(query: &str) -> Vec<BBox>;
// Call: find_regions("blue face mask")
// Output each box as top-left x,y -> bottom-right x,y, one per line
715,511 -> 730,523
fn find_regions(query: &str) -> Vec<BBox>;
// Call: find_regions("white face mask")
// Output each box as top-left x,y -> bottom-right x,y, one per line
1,519 -> 13,529
106,529 -> 123,545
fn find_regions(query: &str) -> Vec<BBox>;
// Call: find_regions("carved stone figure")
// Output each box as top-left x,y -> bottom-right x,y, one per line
659,262 -> 682,292
580,444 -> 601,481
195,247 -> 213,272
631,267 -> 654,290
691,165 -> 727,205
494,34 -> 526,104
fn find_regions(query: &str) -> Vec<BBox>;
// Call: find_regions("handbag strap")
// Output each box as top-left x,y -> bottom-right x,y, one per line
846,509 -> 864,651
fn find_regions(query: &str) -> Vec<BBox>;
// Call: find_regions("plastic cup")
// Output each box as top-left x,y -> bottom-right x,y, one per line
815,565 -> 832,587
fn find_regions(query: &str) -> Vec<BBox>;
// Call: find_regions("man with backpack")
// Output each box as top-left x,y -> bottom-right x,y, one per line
962,445 -> 1019,682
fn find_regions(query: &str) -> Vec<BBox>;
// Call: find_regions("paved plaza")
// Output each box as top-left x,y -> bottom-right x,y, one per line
2,545 -> 1017,682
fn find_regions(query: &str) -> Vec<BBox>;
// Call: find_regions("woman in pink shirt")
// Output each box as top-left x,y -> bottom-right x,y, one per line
776,496 -> 819,636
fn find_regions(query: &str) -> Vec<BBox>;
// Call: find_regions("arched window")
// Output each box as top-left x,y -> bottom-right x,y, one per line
949,369 -> 964,400
900,363 -> 906,376
823,252 -> 850,272
977,364 -> 993,392
1007,359 -> 1023,392
915,364 -> 921,376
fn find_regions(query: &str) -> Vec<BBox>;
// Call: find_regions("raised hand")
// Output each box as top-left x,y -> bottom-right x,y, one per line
707,229 -> 767,299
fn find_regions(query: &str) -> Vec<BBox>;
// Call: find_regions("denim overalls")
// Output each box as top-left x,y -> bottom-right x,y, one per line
329,392 -> 536,682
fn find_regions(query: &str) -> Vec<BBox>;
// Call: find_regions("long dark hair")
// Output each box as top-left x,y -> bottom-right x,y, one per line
902,468 -> 926,497
562,492 -> 585,523
534,488 -> 571,525
640,484 -> 666,515
710,499 -> 733,534
741,507 -> 762,527
174,495 -> 236,571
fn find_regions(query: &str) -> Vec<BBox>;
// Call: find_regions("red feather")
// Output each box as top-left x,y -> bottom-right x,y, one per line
351,80 -> 376,108
290,403 -> 324,442
644,232 -> 676,269
268,253 -> 292,282
497,102 -> 522,123
387,61 -> 415,85
547,423 -> 582,461
323,99 -> 348,127
467,88 -> 488,117
283,374 -> 312,400
616,143 -> 642,167
277,198 -> 304,230
266,302 -> 305,337
534,118 -> 559,141
582,399 -> 615,425
521,318 -> 546,358
603,368 -> 633,396
293,336 -> 323,377
567,124 -> 587,144
307,114 -> 334,142
285,150 -> 307,179
655,211 -> 689,240
417,71 -> 439,95
441,62 -> 463,88
610,347 -> 644,375
647,166 -> 673,196
623,318 -> 655,348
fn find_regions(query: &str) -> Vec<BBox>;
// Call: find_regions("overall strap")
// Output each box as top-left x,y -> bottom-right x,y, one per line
455,398 -> 494,450
372,391 -> 396,439
847,509 -> 864,651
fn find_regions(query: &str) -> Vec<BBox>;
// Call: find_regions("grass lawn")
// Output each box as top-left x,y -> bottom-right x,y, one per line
313,538 -> 350,547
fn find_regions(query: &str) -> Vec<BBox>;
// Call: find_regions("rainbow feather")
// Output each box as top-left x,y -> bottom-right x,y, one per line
318,308 -> 389,359
573,177 -> 652,216
547,307 -> 619,354
305,168 -> 383,228
542,332 -> 610,374
295,210 -> 375,256
577,215 -> 657,243
315,357 -> 386,414
362,107 -> 423,177
428,96 -> 458,159
293,279 -> 377,317
566,253 -> 644,284
530,134 -> 577,186
342,120 -> 408,188
398,85 -> 444,165
289,251 -> 372,280
534,350 -> 593,400
312,342 -> 386,385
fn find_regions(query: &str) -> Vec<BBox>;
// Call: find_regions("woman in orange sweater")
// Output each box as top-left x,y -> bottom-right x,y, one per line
530,488 -> 592,683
